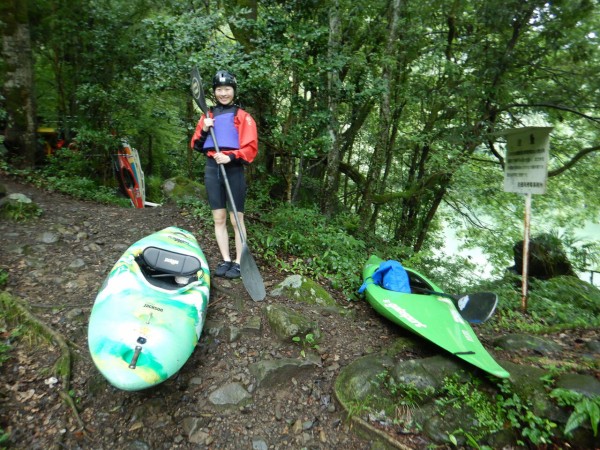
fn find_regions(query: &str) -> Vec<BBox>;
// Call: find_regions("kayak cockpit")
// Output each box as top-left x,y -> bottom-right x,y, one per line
136,246 -> 204,290
406,270 -> 436,294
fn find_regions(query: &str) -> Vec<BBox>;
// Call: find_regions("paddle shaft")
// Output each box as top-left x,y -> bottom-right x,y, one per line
207,127 -> 247,245
410,286 -> 498,324
409,285 -> 457,299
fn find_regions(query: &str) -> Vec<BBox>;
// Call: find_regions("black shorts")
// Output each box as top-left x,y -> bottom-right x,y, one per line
204,158 -> 246,212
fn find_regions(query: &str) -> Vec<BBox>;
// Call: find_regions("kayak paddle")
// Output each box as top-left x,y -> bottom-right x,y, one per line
190,67 -> 266,302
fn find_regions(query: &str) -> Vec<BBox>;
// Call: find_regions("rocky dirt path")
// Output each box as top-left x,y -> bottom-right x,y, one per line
0,173 -> 396,450
5,173 -> 597,450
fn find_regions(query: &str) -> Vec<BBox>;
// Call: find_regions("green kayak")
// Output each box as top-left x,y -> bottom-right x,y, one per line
362,255 -> 509,379
88,227 -> 210,390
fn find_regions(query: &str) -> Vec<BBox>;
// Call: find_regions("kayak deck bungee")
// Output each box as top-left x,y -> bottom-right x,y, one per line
88,227 -> 210,390
362,255 -> 509,379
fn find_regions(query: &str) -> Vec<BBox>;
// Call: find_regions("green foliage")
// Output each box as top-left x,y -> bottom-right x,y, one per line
42,147 -> 104,181
292,333 -> 319,358
0,340 -> 11,367
0,427 -> 9,448
542,230 -> 600,274
436,377 -> 558,447
179,197 -> 213,228
345,396 -> 374,423
144,175 -> 165,204
436,376 -> 505,440
376,372 -> 435,408
251,203 -> 366,296
0,197 -> 42,222
497,380 -> 558,446
470,273 -> 600,334
0,269 -> 7,288
44,176 -> 129,206
551,388 -> 600,437
0,323 -> 25,368
345,370 -> 435,432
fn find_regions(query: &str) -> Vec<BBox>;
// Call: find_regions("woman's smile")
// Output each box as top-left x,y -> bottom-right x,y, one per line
215,86 -> 234,105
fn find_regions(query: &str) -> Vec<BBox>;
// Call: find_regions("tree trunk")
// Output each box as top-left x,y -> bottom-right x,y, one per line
358,0 -> 402,228
320,0 -> 342,217
1,0 -> 38,168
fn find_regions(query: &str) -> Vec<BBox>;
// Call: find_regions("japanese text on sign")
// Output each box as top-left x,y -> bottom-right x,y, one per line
502,128 -> 551,195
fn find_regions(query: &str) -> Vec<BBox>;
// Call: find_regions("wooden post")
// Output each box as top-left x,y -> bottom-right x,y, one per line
521,193 -> 531,312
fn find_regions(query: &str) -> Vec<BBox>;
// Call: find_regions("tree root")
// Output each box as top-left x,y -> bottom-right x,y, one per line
0,292 -> 87,435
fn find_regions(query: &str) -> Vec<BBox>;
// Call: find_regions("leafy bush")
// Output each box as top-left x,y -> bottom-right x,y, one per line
251,204 -> 366,295
0,195 -> 42,221
43,147 -> 91,179
437,376 -> 557,447
179,197 -> 213,228
551,388 -> 600,437
44,176 -> 130,206
470,273 -> 600,333
145,174 -> 165,204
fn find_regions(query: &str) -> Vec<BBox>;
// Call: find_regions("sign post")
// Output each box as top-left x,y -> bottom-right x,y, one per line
499,127 -> 552,311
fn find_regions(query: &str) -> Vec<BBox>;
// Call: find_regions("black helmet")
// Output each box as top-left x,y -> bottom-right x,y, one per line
212,70 -> 237,91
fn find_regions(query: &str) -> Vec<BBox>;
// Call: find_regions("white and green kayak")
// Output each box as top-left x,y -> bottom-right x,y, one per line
88,227 -> 210,391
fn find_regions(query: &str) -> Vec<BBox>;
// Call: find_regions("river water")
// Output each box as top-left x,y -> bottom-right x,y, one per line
440,221 -> 600,287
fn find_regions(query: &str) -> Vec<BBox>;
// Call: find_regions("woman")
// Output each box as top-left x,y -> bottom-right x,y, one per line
190,70 -> 258,279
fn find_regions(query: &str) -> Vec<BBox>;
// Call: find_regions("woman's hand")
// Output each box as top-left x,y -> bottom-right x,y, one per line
202,117 -> 214,132
213,152 -> 231,165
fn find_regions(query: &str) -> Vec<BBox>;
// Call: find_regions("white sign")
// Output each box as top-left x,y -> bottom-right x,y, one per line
501,127 -> 552,195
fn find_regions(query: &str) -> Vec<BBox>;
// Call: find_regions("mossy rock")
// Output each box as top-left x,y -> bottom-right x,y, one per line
0,193 -> 43,221
264,304 -> 321,341
271,275 -> 334,305
161,176 -> 206,203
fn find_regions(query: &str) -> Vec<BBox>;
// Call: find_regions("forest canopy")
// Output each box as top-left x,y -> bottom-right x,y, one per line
1,0 -> 599,281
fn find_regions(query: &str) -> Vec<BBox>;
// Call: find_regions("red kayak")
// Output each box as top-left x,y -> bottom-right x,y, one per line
114,142 -> 144,208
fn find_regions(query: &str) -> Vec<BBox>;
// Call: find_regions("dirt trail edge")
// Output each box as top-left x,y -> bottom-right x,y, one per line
0,174 -> 390,450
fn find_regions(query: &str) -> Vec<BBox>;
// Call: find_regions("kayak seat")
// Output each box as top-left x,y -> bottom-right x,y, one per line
141,247 -> 202,276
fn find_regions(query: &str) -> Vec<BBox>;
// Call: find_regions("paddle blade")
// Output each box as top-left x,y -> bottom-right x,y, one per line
190,67 -> 209,114
240,243 -> 266,301
454,292 -> 498,324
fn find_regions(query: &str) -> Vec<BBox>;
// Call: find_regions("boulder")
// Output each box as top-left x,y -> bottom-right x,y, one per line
161,176 -> 206,204
510,233 -> 576,279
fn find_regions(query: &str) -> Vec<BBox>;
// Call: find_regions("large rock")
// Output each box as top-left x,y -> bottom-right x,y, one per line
494,333 -> 564,355
511,233 -> 576,279
271,275 -> 353,317
271,275 -> 335,307
249,354 -> 321,387
161,176 -> 206,204
555,373 -> 600,398
208,382 -> 252,410
265,304 -> 321,341
334,347 -> 600,448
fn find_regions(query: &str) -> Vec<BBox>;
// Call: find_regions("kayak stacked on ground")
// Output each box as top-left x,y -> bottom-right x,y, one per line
114,141 -> 145,208
88,227 -> 210,391
362,255 -> 509,379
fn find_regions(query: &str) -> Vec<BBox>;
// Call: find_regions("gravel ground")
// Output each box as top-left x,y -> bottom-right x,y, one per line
3,173 -> 597,450
0,173 -> 394,450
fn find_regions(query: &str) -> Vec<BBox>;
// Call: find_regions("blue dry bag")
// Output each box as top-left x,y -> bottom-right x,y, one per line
358,260 -> 411,294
